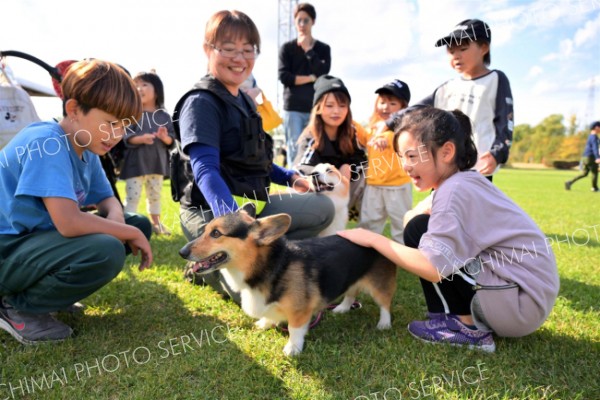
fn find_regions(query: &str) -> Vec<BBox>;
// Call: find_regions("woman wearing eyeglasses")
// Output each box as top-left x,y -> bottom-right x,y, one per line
173,10 -> 334,304
278,3 -> 331,168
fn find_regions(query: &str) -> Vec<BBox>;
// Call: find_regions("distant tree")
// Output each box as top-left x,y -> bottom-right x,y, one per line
555,132 -> 587,160
509,114 -> 580,165
534,114 -> 565,137
511,124 -> 534,163
513,123 -> 531,143
567,114 -> 578,136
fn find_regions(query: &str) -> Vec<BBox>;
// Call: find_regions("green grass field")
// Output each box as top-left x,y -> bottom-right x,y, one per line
1,168 -> 598,400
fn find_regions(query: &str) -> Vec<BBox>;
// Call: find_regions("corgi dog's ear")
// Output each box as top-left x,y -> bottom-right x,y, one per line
239,203 -> 257,218
251,214 -> 291,245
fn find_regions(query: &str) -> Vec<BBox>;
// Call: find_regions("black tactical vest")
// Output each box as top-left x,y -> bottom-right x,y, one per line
170,75 -> 273,210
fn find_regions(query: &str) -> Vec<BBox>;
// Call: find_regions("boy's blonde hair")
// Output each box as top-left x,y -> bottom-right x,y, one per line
61,59 -> 142,122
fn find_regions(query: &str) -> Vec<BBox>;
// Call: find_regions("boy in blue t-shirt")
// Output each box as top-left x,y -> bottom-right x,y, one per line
0,59 -> 153,345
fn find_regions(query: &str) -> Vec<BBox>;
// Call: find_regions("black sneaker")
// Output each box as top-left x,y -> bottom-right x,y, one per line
592,188 -> 599,192
564,181 -> 571,190
0,298 -> 73,345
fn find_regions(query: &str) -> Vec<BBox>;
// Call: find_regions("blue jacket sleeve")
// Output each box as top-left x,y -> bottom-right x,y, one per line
188,143 -> 238,217
270,163 -> 296,185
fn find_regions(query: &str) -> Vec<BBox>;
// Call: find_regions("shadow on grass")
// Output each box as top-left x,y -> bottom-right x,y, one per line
558,277 -> 599,315
0,270 -> 289,400
282,304 -> 598,399
544,231 -> 600,249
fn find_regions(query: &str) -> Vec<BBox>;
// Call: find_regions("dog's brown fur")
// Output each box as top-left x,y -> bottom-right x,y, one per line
179,205 -> 397,355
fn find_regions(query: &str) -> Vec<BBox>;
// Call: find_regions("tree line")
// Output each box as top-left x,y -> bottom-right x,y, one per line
510,114 -> 589,168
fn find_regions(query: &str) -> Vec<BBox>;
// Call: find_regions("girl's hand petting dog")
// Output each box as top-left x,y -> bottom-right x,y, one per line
336,228 -> 378,248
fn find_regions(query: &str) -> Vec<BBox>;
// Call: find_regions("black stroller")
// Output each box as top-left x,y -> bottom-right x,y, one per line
0,50 -> 125,206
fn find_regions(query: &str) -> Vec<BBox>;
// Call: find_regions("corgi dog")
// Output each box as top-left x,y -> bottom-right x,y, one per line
310,163 -> 350,237
178,204 -> 397,356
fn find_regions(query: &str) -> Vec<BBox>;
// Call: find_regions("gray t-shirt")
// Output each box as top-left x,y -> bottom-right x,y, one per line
419,171 -> 559,337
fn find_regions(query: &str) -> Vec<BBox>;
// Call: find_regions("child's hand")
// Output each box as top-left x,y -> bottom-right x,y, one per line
126,232 -> 153,271
337,228 -> 377,248
476,152 -> 498,175
368,136 -> 388,151
373,120 -> 388,137
124,229 -> 153,271
155,126 -> 169,141
142,133 -> 155,145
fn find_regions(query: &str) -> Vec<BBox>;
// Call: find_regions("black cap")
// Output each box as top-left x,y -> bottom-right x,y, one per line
375,79 -> 411,103
435,19 -> 491,47
313,75 -> 351,106
591,121 -> 600,129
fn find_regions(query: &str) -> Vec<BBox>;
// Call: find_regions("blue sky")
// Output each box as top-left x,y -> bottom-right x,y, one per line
2,0 -> 599,128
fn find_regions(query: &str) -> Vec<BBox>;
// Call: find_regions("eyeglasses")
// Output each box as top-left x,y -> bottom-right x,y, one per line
296,17 -> 311,25
207,43 -> 259,60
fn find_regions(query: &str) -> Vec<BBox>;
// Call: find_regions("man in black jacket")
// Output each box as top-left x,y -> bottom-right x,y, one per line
278,2 -> 331,167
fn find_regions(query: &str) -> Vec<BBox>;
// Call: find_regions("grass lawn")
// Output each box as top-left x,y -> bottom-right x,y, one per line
1,168 -> 598,400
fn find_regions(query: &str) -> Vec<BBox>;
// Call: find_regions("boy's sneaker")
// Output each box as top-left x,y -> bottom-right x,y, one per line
564,181 -> 571,190
408,314 -> 495,353
0,298 -> 73,345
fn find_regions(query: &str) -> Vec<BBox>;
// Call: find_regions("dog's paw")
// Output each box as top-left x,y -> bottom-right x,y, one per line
376,309 -> 392,330
376,320 -> 392,330
331,297 -> 355,313
331,304 -> 351,313
283,341 -> 303,356
255,318 -> 275,330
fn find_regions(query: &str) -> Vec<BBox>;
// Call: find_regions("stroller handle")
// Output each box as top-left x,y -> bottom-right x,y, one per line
0,50 -> 63,82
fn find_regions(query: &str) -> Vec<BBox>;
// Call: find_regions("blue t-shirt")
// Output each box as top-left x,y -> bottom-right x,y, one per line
0,121 -> 113,235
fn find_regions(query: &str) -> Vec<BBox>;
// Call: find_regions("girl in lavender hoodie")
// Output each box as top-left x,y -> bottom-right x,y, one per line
338,106 -> 559,352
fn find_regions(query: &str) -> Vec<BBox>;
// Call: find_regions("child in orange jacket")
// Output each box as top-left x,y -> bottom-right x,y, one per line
356,80 -> 412,243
